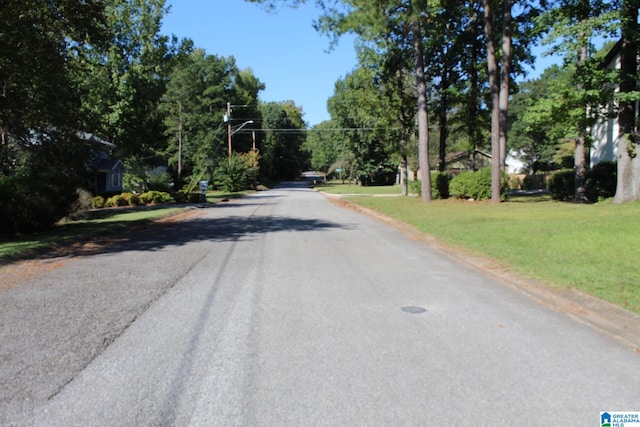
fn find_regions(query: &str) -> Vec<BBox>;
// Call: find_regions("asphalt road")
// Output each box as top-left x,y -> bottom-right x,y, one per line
1,181 -> 639,426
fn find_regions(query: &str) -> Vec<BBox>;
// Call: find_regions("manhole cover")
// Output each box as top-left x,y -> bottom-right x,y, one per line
401,306 -> 426,314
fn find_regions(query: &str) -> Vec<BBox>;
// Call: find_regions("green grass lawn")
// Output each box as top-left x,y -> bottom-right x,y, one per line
342,193 -> 640,314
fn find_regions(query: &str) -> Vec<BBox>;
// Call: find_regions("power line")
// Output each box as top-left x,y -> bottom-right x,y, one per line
234,127 -> 400,133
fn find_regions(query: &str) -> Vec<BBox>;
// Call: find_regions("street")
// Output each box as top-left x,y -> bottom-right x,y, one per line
1,181 -> 639,426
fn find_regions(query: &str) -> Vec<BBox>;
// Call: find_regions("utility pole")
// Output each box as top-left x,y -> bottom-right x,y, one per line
177,100 -> 183,178
226,102 -> 232,163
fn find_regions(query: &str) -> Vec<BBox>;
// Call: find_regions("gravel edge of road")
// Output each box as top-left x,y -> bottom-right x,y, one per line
326,196 -> 640,353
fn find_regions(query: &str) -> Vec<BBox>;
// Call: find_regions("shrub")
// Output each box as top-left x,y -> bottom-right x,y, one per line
115,192 -> 141,206
0,130 -> 92,235
450,168 -> 506,200
128,193 -> 141,206
146,169 -> 173,192
91,195 -> 106,209
67,189 -> 93,220
172,191 -> 187,203
433,171 -> 450,199
408,172 -> 450,199
409,180 -> 421,196
585,161 -> 617,202
174,190 -> 203,203
214,153 -> 253,192
0,167 -> 87,235
522,174 -> 547,190
140,190 -> 173,204
105,194 -> 129,207
548,169 -> 574,201
550,162 -> 617,202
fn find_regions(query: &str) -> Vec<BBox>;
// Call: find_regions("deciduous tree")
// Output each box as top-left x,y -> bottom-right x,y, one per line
0,0 -> 108,234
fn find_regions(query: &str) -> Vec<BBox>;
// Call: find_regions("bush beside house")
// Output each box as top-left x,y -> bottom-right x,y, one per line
449,168 -> 508,201
549,161 -> 617,202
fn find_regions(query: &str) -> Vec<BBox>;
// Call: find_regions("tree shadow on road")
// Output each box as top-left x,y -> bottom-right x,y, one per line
12,213 -> 349,261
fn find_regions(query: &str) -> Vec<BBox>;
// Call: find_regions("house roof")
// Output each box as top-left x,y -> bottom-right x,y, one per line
602,38 -> 623,69
92,158 -> 125,171
445,149 -> 492,165
77,131 -> 115,148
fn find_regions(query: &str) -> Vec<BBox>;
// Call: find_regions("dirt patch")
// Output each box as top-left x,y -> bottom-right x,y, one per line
0,259 -> 69,290
0,207 -> 205,290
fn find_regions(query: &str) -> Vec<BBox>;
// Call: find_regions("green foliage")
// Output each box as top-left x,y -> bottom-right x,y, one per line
433,171 -> 450,199
259,101 -> 307,181
108,195 -> 124,207
449,168 -> 506,201
214,154 -> 255,193
327,68 -> 387,178
548,169 -> 575,201
410,171 -> 451,199
140,191 -> 174,204
0,173 -> 80,235
146,169 -> 173,193
171,189 -> 204,204
105,194 -> 129,207
550,162 -> 618,202
162,49 -> 265,181
303,120 -> 343,174
92,196 -> 106,209
0,1 -> 107,235
585,161 -> 617,202
118,192 -> 141,206
76,0 -> 177,163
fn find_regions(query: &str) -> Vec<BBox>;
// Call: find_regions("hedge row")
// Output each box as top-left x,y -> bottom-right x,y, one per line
548,161 -> 617,202
409,171 -> 451,199
410,169 -> 506,201
91,191 -> 175,209
449,168 -> 509,200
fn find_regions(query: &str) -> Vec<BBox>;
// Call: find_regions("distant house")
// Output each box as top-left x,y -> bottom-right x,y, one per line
445,149 -> 525,174
591,39 -> 628,167
92,153 -> 126,194
79,132 -> 126,194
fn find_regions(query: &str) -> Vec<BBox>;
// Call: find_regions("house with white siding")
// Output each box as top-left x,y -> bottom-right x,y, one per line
590,40 -> 636,168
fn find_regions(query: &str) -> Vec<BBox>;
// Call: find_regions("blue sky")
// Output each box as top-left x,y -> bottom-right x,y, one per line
161,1 -> 565,127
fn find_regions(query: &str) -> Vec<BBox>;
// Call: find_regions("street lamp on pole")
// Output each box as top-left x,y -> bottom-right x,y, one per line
227,119 -> 254,161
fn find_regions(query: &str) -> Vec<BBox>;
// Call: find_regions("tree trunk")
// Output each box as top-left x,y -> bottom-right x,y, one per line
411,17 -> 432,202
499,0 -> 511,172
484,0 -> 501,203
614,0 -> 640,203
466,8 -> 483,169
574,42 -> 588,202
439,63 -> 449,172
400,154 -> 408,196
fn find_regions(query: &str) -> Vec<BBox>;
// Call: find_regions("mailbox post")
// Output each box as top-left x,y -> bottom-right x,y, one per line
199,180 -> 208,202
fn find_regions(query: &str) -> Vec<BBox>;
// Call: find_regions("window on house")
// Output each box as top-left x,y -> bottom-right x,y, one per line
111,169 -> 120,188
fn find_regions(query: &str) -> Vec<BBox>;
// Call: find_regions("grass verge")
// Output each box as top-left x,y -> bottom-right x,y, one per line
341,194 -> 640,315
